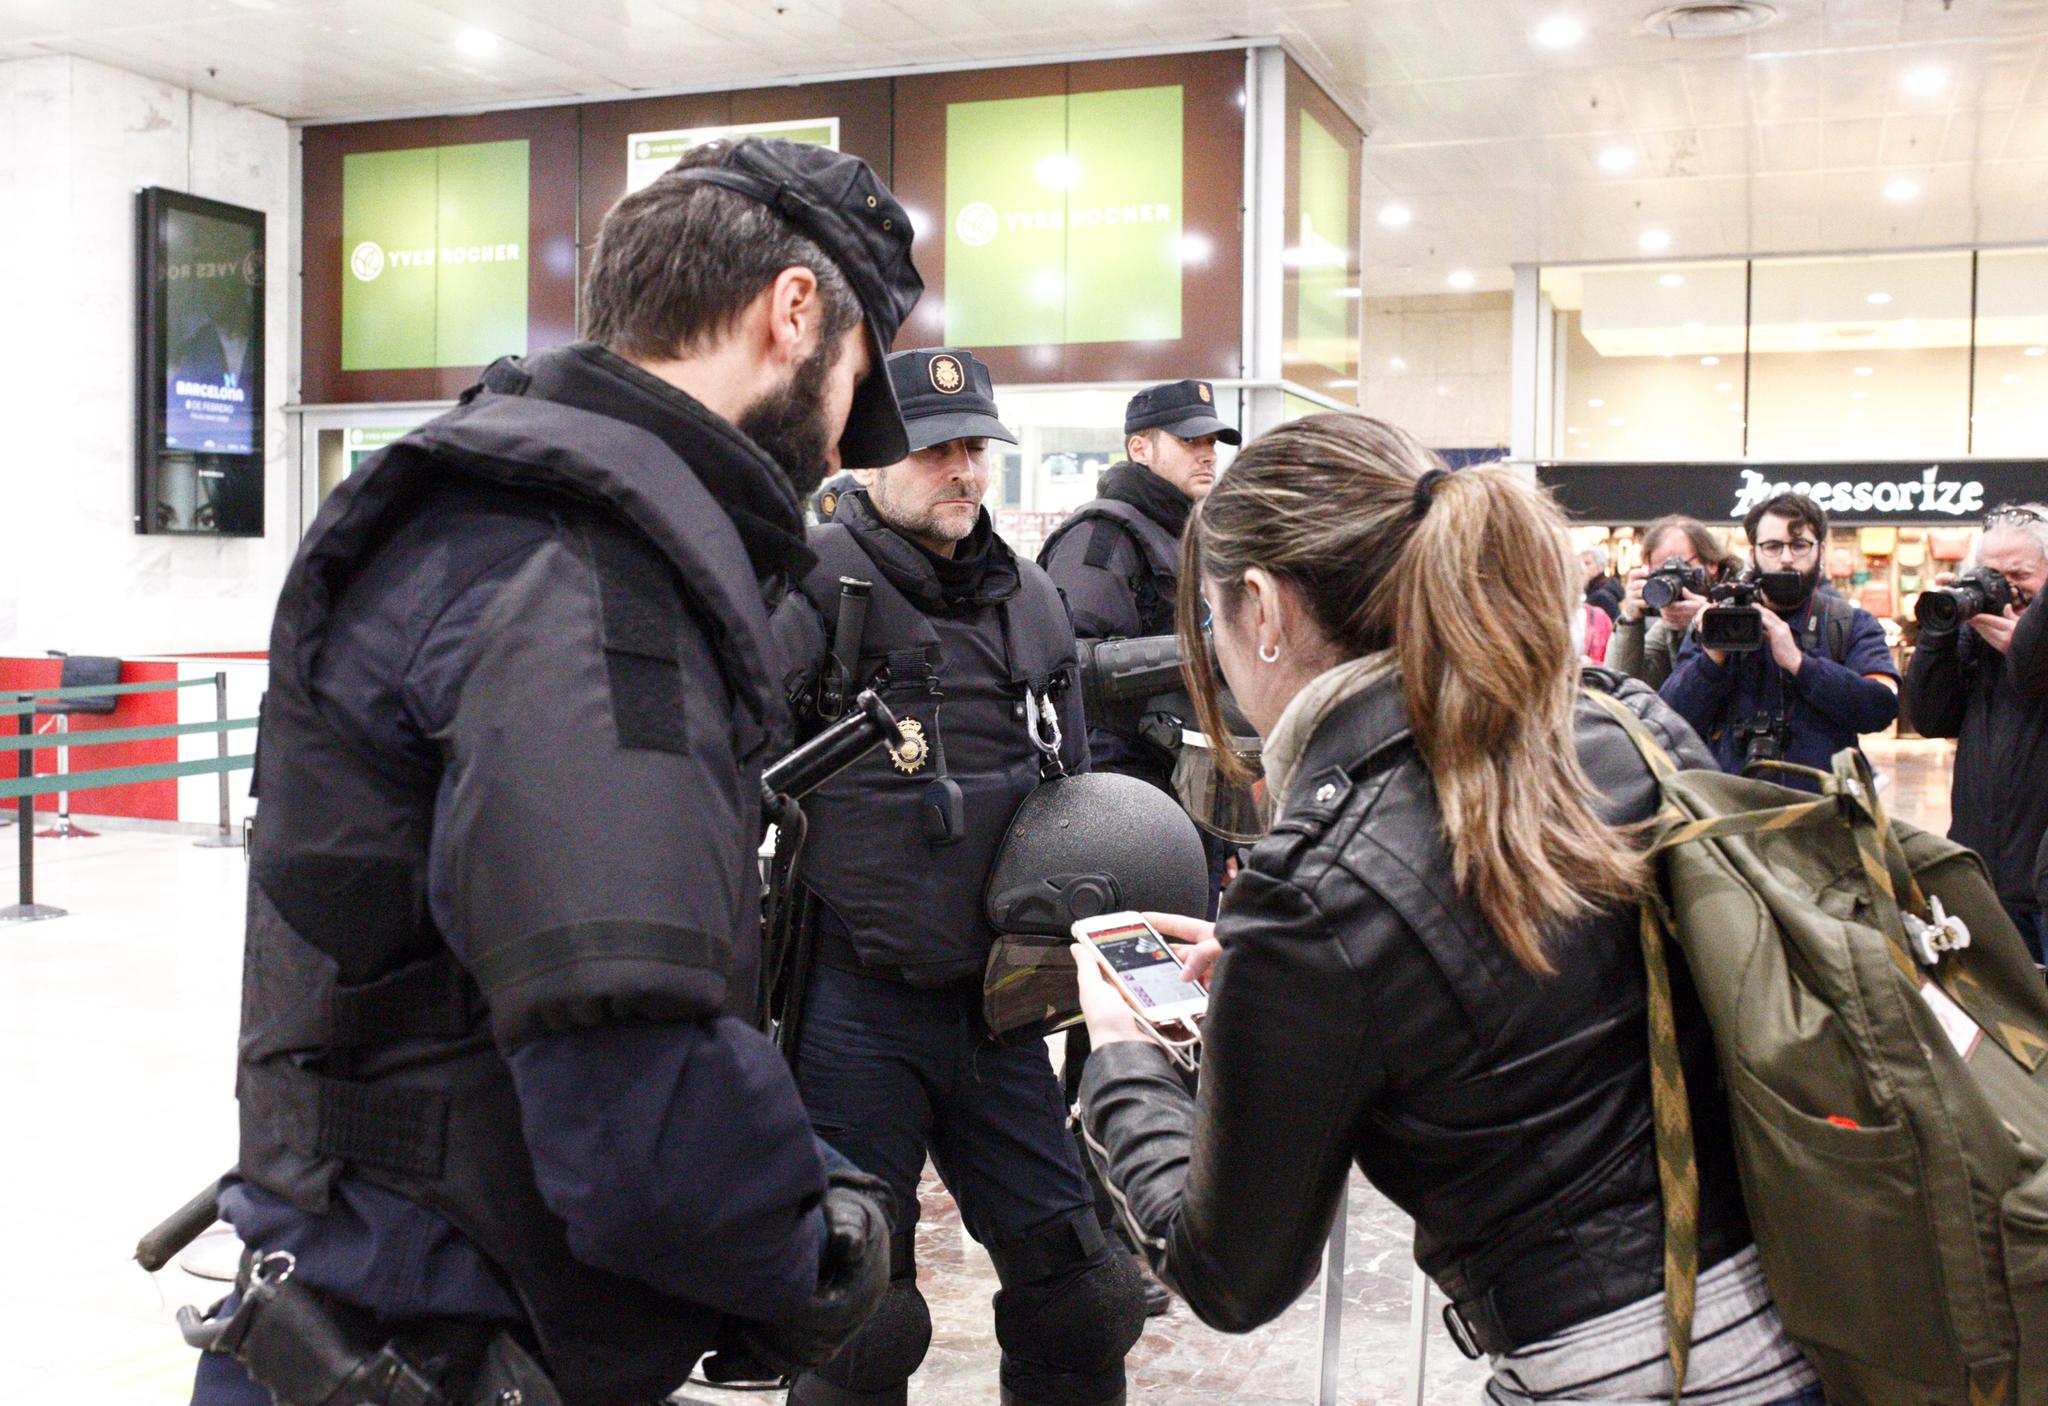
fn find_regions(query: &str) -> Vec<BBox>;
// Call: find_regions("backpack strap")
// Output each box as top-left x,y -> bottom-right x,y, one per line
1801,591 -> 1856,664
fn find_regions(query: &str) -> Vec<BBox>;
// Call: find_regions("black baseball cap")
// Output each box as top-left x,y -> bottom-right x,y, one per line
886,349 -> 1016,454
677,138 -> 925,468
1123,379 -> 1242,445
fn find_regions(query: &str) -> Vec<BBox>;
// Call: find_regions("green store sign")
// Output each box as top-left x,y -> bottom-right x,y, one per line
944,85 -> 1184,348
1297,111 -> 1354,376
626,118 -> 839,193
341,139 -> 529,371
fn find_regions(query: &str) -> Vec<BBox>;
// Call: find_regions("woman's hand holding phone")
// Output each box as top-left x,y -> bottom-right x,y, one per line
1145,911 -> 1221,986
1071,910 -> 1218,1047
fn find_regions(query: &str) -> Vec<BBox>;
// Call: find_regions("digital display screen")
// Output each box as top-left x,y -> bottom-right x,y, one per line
161,206 -> 261,454
1091,923 -> 1201,1011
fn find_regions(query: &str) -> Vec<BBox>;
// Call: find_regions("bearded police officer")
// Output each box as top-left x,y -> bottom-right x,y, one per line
770,348 -> 1147,1406
185,140 -> 919,1406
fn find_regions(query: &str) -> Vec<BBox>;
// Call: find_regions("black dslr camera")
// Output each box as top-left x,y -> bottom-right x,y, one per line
1642,561 -> 1708,612
1733,712 -> 1793,776
1697,570 -> 1805,653
1914,569 -> 2014,631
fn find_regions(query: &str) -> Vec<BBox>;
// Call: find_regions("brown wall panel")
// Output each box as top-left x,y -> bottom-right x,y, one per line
301,107 -> 578,405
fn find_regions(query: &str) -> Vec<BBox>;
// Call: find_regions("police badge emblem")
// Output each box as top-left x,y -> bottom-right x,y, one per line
1197,382 -> 1212,403
891,717 -> 931,773
929,354 -> 965,395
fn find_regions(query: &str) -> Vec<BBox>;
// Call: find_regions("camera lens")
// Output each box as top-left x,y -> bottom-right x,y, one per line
1642,576 -> 1678,611
1915,589 -> 1964,630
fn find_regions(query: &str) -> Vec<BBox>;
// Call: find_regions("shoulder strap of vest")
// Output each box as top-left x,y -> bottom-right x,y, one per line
1049,500 -> 1179,580
800,523 -> 940,664
998,561 -> 1080,692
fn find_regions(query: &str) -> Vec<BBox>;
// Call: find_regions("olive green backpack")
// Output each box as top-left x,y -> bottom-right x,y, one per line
1590,691 -> 2048,1406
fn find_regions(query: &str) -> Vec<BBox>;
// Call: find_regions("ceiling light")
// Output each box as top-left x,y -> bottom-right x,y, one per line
2002,373 -> 2020,384
1610,417 -> 1626,427
454,27 -> 498,57
1715,381 -> 1733,391
1588,398 -> 1605,407
1854,366 -> 1874,375
1437,385 -> 1451,397
1598,147 -> 1637,173
1682,321 -> 1705,335
1884,177 -> 1921,202
1901,65 -> 1947,97
1642,3 -> 1779,40
1535,15 -> 1585,48
1639,229 -> 1672,252
1389,357 -> 1407,371
1700,355 -> 1719,366
1378,203 -> 1413,228
1447,269 -> 1476,289
1867,291 -> 1892,305
1851,390 -> 1869,400
2027,346 -> 2047,357
1659,273 -> 1685,287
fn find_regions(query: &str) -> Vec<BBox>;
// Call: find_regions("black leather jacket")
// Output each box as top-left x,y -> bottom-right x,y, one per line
1079,669 -> 1751,1345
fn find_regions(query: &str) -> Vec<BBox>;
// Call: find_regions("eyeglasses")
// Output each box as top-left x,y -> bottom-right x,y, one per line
1986,504 -> 2045,529
1754,539 -> 1819,563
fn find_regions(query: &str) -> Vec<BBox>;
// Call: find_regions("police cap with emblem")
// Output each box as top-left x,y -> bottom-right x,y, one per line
676,138 -> 924,468
1123,379 -> 1242,446
886,348 -> 1017,454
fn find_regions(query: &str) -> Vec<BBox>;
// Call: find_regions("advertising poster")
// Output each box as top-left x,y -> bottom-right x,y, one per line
943,85 -> 1183,348
625,117 -> 839,193
341,139 -> 530,371
1297,111 -> 1353,375
162,207 -> 262,454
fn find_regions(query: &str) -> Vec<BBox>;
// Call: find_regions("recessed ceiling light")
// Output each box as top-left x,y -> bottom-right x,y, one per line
1447,269 -> 1476,289
1588,398 -> 1605,407
1535,15 -> 1585,48
1379,203 -> 1413,228
2027,346 -> 2047,357
1700,355 -> 1719,366
1683,321 -> 1705,335
1389,356 -> 1408,371
1661,346 -> 1677,357
1902,65 -> 1948,96
2002,373 -> 2020,384
1639,229 -> 1672,252
1715,381 -> 1733,391
1610,417 -> 1626,427
455,26 -> 498,57
1867,291 -> 1893,305
1884,177 -> 1921,202
1727,402 -> 1742,412
1854,366 -> 1874,375
1851,390 -> 1869,400
1659,273 -> 1685,287
1598,147 -> 1637,173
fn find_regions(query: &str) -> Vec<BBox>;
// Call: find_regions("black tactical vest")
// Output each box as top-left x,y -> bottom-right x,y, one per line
236,361 -> 786,1405
1037,498 -> 1182,636
794,519 -> 1079,985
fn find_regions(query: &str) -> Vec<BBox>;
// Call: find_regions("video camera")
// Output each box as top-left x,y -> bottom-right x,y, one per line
1642,561 -> 1708,612
1915,568 -> 2014,631
1697,569 -> 1805,653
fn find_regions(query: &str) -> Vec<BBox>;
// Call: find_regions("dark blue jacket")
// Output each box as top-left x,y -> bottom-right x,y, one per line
221,346 -> 835,1331
1660,591 -> 1900,790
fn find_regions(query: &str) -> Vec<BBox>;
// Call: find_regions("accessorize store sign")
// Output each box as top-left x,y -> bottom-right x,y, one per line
341,139 -> 530,371
625,118 -> 839,193
943,85 -> 1184,348
1542,460 -> 2043,526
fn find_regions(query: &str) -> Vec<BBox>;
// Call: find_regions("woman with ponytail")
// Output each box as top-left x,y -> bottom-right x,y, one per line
1072,415 -> 1819,1406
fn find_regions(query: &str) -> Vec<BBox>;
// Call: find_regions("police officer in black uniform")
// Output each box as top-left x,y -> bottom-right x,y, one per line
771,348 -> 1147,1406
1038,378 -> 1240,788
184,139 -> 919,1406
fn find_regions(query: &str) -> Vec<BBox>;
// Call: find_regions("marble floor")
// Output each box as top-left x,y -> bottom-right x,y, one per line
0,735 -> 1960,1405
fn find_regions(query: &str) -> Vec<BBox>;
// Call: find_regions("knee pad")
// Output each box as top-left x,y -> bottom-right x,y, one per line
990,1215 -> 1147,1406
796,1275 -> 931,1403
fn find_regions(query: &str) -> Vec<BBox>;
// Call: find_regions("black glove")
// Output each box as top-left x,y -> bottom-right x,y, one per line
736,1170 -> 892,1374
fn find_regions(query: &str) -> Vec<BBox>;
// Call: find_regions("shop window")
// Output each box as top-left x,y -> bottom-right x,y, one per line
1539,261 -> 1747,462
1746,252 -> 1972,460
1970,247 -> 2048,456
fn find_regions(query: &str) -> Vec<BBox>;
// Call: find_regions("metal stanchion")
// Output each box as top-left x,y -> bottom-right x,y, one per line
3,703 -> 66,922
1403,1260 -> 1433,1406
195,673 -> 238,849
35,713 -> 96,839
1315,1177 -> 1349,1406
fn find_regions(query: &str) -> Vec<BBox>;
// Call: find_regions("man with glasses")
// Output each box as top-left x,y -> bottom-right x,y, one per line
1662,491 -> 1900,792
1903,503 -> 2048,963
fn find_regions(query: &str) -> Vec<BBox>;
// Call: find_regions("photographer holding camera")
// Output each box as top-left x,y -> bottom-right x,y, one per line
1901,503 -> 2048,962
1661,492 -> 1899,791
1610,514 -> 1742,688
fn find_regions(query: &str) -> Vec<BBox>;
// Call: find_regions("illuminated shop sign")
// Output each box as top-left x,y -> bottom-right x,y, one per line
1542,460 -> 2043,526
